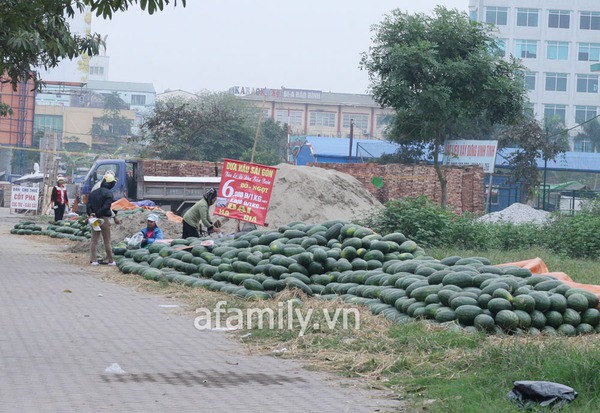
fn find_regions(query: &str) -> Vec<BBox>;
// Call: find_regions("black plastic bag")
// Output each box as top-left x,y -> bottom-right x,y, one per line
507,381 -> 577,409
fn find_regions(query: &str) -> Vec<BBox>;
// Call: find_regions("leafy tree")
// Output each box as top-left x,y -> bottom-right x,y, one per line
240,118 -> 288,166
0,0 -> 184,113
141,92 -> 288,163
361,7 -> 527,207
574,117 -> 600,152
63,136 -> 91,153
90,92 -> 133,153
497,117 -> 567,201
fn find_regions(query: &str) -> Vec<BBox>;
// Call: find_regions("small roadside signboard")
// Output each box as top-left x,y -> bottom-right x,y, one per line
10,185 -> 39,210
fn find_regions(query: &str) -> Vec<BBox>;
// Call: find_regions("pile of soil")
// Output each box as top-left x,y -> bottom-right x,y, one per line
71,163 -> 383,252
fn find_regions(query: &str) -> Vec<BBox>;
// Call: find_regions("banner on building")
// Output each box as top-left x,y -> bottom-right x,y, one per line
10,185 -> 39,210
443,140 -> 498,174
214,159 -> 277,226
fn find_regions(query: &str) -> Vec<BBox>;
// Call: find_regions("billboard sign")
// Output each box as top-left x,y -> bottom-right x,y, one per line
214,159 -> 277,226
443,140 -> 498,173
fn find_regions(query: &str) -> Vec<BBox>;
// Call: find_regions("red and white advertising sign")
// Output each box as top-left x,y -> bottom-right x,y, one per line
11,185 -> 39,210
443,140 -> 498,174
214,159 -> 277,226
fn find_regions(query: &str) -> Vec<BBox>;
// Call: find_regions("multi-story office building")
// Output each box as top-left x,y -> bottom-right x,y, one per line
35,80 -> 155,150
469,0 -> 600,151
229,86 -> 395,140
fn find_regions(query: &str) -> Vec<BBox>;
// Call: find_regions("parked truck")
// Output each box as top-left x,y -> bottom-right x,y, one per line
77,158 -> 222,215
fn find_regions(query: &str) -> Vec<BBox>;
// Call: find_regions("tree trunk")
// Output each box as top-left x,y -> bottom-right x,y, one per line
433,135 -> 448,209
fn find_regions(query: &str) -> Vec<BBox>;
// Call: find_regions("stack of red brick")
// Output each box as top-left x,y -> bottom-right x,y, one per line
311,162 -> 485,215
141,160 -> 221,177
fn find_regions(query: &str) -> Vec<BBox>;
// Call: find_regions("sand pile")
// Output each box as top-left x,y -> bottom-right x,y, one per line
478,203 -> 551,225
263,163 -> 383,229
71,163 -> 383,252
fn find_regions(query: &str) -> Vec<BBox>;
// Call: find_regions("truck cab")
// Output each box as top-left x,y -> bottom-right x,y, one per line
77,159 -> 132,214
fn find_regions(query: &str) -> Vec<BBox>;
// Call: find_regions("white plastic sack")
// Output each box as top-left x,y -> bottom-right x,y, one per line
125,232 -> 144,249
88,218 -> 104,232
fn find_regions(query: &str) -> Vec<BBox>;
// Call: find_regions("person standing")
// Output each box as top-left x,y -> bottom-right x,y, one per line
50,176 -> 69,222
87,173 -> 121,266
182,187 -> 220,238
140,213 -> 163,247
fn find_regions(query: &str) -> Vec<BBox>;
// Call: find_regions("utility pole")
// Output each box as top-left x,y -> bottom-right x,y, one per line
542,128 -> 548,211
348,119 -> 354,163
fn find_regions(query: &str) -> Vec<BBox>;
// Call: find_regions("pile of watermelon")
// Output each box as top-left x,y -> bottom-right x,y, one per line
12,218 -> 600,335
109,220 -> 600,336
11,221 -> 44,235
11,218 -> 91,241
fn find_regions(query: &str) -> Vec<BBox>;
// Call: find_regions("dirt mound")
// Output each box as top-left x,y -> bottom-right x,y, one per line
71,163 -> 383,253
264,163 -> 383,228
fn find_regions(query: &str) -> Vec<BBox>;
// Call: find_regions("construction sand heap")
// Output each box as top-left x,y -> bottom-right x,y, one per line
72,163 -> 383,252
264,163 -> 383,229
478,203 -> 551,225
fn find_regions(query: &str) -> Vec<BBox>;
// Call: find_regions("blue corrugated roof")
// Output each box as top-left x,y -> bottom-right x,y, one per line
302,138 -> 600,172
305,136 -> 400,158
496,148 -> 600,173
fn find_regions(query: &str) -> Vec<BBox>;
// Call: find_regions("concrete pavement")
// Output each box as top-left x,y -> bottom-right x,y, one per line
0,208 -> 403,413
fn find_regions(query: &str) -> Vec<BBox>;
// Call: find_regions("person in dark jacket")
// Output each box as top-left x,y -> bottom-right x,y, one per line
87,173 -> 121,266
50,176 -> 69,222
140,213 -> 164,247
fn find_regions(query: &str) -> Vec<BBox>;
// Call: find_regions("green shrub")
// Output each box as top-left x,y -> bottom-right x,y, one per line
487,222 -> 543,251
358,195 -> 452,248
359,195 -> 600,259
444,214 -> 494,250
543,213 -> 600,259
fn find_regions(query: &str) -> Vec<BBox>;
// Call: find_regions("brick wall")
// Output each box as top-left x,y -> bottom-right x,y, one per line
310,163 -> 485,215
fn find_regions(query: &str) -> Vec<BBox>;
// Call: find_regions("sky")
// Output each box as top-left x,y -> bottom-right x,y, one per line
90,0 -> 468,95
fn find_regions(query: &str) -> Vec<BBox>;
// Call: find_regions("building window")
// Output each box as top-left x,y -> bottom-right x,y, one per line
89,66 -> 104,75
544,104 -> 566,124
517,8 -> 539,27
275,109 -> 303,126
580,12 -> 600,30
495,39 -> 507,57
575,106 -> 598,124
578,43 -> 600,62
516,40 -> 538,58
34,114 -> 63,133
574,138 -> 593,152
485,7 -> 508,25
342,114 -> 369,131
469,9 -> 478,22
547,41 -> 569,60
545,73 -> 568,92
309,111 -> 335,127
524,71 -> 536,90
524,103 -> 535,118
376,114 -> 393,129
577,74 -> 599,93
131,94 -> 146,105
548,10 -> 570,28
